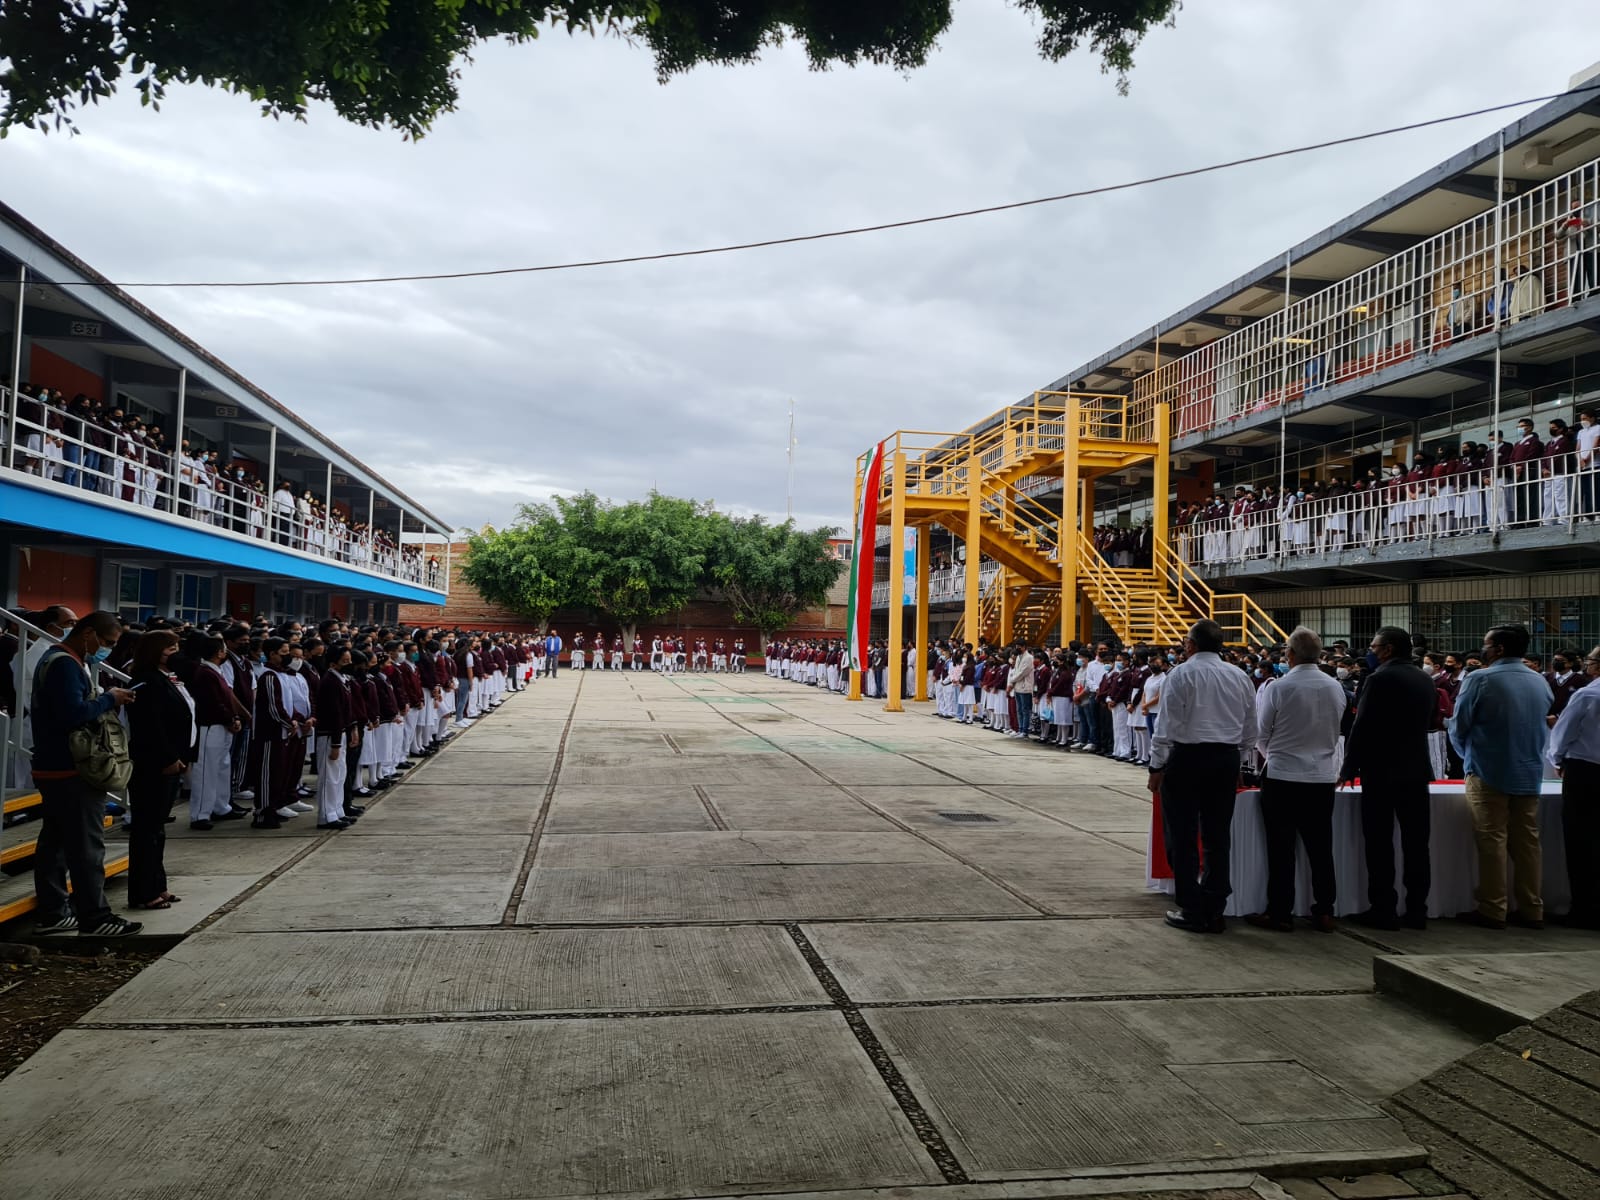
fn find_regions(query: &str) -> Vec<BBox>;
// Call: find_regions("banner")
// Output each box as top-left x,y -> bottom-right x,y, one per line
848,441 -> 886,672
901,528 -> 917,605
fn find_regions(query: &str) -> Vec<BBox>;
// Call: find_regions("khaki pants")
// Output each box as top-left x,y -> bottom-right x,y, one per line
1464,775 -> 1543,921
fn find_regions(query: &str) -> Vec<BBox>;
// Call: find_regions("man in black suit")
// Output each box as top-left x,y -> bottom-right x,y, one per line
1340,626 -> 1439,931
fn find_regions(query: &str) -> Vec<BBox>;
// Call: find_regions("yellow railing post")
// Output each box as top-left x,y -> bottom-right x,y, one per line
998,566 -> 1013,645
963,455 -> 981,647
914,524 -> 930,701
1060,395 -> 1079,647
886,450 -> 907,712
1154,400 -> 1171,560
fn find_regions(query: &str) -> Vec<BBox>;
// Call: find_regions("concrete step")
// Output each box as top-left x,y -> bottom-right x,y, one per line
1374,950 -> 1600,1039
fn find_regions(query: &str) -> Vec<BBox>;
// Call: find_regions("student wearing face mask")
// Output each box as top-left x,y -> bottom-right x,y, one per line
1546,649 -> 1589,729
1509,418 -> 1543,526
1542,419 -> 1574,525
29,611 -> 141,936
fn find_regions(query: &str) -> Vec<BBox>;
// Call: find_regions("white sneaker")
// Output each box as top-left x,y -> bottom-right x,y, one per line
232,789 -> 255,802
290,801 -> 314,813
275,806 -> 301,819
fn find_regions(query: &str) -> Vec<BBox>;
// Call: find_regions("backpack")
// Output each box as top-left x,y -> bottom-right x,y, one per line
39,651 -> 134,792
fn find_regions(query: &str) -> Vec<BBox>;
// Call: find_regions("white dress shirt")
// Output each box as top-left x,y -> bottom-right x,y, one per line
1142,670 -> 1166,713
1080,659 -> 1108,695
1549,681 -> 1600,766
1577,421 -> 1600,468
1149,651 -> 1257,771
1255,663 -> 1347,783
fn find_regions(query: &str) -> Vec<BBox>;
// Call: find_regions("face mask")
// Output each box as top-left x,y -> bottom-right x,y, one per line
257,654 -> 267,666
1423,665 -> 1437,677
286,659 -> 303,673
1336,667 -> 1350,680
409,652 -> 419,663
1075,657 -> 1085,667
1365,650 -> 1381,671
1583,420 -> 1593,429
56,624 -> 74,641
1253,669 -> 1264,678
89,647 -> 111,664
1113,663 -> 1125,672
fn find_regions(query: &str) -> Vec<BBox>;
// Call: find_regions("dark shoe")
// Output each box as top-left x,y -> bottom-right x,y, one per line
215,808 -> 247,821
1165,909 -> 1224,934
1309,913 -> 1337,933
189,820 -> 214,831
80,914 -> 142,936
1244,912 -> 1293,932
1456,909 -> 1507,930
1550,911 -> 1600,930
354,787 -> 374,798
316,820 -> 351,831
345,804 -> 366,816
1507,911 -> 1545,930
250,817 -> 283,830
1401,911 -> 1428,930
33,913 -> 78,935
1349,908 -> 1401,932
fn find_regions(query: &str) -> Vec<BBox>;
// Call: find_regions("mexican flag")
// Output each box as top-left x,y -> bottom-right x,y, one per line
848,441 -> 886,673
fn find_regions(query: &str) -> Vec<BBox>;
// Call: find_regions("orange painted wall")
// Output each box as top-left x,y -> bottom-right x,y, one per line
17,546 -> 99,615
29,345 -> 105,404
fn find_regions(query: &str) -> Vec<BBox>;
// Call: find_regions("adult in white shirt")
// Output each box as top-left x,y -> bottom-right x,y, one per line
272,483 -> 295,546
1577,408 -> 1600,520
1076,648 -> 1110,751
1147,620 -> 1257,933
1245,626 -> 1348,933
1548,644 -> 1600,929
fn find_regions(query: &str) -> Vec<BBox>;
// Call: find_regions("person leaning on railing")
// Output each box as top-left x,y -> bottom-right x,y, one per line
29,611 -> 143,938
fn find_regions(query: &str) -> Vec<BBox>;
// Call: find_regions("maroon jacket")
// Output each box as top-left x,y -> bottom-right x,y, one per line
317,668 -> 355,737
192,662 -> 238,727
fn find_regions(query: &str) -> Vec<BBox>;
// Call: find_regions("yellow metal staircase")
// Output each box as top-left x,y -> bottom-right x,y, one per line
861,392 -> 1285,690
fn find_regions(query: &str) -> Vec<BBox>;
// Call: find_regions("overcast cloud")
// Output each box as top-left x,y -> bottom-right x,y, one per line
2,0 -> 1594,532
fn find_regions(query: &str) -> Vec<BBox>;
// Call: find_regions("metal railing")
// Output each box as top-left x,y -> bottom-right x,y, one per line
871,560 -> 998,608
0,390 -> 444,591
3,605 -> 133,811
1174,463 -> 1600,572
1137,152 -> 1600,438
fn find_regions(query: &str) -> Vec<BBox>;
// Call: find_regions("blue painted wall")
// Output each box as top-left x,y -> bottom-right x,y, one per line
1,478 -> 447,605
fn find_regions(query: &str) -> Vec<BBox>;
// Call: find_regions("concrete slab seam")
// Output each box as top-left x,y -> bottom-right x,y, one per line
784,922 -> 971,1186
693,784 -> 731,830
500,674 -> 584,925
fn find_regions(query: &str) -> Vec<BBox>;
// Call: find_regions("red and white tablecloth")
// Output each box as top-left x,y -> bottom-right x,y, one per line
1146,780 -> 1570,919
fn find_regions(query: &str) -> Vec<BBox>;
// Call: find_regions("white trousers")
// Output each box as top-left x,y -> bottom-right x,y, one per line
1112,707 -> 1132,758
316,734 -> 348,823
193,724 -> 233,821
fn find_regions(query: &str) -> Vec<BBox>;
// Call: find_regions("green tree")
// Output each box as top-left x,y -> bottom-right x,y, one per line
560,489 -> 710,650
0,1 -> 1181,137
460,502 -> 575,630
707,512 -> 844,651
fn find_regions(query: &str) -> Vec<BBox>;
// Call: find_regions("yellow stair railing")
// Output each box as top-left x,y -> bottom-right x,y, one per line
1151,531 -> 1287,647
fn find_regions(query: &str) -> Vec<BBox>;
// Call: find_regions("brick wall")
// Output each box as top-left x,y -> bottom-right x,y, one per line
399,541 -> 847,646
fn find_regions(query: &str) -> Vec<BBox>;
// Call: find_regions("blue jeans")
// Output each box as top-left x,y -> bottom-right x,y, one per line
62,441 -> 80,487
1013,692 -> 1032,734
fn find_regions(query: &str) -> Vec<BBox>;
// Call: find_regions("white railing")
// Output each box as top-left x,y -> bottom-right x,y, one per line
871,561 -> 999,607
0,392 -> 443,591
1174,462 -> 1600,570
1138,153 -> 1600,438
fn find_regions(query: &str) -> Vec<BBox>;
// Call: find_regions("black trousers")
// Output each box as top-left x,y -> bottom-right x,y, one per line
1160,743 -> 1239,920
33,775 -> 112,926
127,771 -> 178,906
1259,775 -> 1337,919
1360,777 -> 1431,918
1563,759 -> 1600,924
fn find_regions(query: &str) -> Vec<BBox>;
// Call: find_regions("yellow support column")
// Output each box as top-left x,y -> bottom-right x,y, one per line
914,524 -> 930,701
1154,401 -> 1171,570
885,449 -> 907,713
847,462 -> 864,702
1060,395 -> 1079,647
998,568 -> 1013,645
963,455 -> 982,647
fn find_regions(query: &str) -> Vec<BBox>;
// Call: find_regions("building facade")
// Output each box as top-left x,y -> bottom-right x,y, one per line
874,69 -> 1600,657
0,201 -> 451,627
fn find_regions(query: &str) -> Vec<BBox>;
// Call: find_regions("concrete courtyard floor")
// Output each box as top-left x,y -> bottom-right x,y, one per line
2,669 -> 1596,1200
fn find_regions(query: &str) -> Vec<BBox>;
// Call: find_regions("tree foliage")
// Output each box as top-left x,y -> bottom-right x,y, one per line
0,1 -> 1181,138
461,490 -> 844,637
707,512 -> 843,640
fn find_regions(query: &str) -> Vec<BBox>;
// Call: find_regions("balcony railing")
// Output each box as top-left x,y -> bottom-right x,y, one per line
1174,464 -> 1600,571
1137,153 -> 1600,439
1,392 -> 443,591
872,561 -> 999,608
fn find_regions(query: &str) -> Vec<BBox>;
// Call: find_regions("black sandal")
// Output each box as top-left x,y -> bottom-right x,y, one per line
133,898 -> 172,910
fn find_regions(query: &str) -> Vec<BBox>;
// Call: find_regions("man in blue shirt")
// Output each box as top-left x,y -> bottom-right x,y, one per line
544,630 -> 562,678
1448,623 -> 1553,929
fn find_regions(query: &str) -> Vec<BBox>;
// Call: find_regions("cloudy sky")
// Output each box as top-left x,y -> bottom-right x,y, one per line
4,1 -> 1595,533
